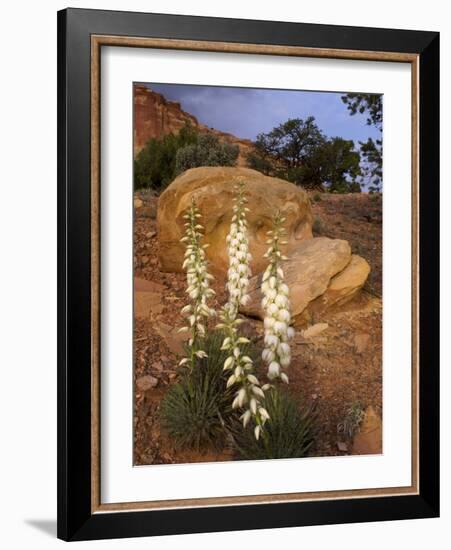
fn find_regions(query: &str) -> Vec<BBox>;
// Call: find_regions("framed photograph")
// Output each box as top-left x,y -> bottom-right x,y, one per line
57,8 -> 439,541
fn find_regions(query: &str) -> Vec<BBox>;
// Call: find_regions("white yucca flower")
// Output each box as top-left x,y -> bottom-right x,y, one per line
225,180 -> 252,317
261,211 -> 294,384
178,198 -> 215,369
218,306 -> 269,438
219,180 -> 268,440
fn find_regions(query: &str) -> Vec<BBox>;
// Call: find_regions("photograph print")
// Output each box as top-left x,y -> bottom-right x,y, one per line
133,82 -> 383,466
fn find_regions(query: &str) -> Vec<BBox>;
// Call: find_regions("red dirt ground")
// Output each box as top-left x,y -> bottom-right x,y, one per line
133,191 -> 382,465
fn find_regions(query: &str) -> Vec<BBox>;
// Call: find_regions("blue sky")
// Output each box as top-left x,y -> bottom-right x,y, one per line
146,83 -> 381,145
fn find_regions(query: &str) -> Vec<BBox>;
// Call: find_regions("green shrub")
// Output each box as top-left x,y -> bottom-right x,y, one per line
337,402 -> 365,440
328,179 -> 361,194
312,215 -> 323,235
245,150 -> 274,175
233,387 -> 315,460
175,134 -> 238,175
312,192 -> 322,202
352,242 -> 364,256
134,125 -> 240,191
160,330 -> 257,451
246,119 -> 362,192
134,123 -> 198,190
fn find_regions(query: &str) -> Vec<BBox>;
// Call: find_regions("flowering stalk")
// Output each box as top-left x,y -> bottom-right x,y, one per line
225,180 -> 253,315
218,180 -> 269,440
178,198 -> 215,370
217,307 -> 270,440
261,211 -> 294,383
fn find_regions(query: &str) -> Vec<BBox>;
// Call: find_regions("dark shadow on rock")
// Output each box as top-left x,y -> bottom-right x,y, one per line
25,519 -> 57,538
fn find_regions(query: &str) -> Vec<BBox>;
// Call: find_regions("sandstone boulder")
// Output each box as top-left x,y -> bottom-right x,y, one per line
306,255 -> 370,316
157,167 -> 313,276
323,255 -> 370,306
240,237 -> 351,319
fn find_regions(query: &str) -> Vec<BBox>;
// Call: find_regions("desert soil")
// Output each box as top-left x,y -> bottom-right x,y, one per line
133,191 -> 382,465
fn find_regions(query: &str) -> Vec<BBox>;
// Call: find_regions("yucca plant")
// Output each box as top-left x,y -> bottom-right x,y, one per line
218,180 -> 270,440
160,330 -> 258,451
178,197 -> 215,370
233,387 -> 316,460
261,210 -> 295,384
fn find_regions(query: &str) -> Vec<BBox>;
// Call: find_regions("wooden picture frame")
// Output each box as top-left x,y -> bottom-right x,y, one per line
57,7 -> 439,541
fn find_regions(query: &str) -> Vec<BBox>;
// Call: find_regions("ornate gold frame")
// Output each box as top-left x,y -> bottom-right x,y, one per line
90,35 -> 419,514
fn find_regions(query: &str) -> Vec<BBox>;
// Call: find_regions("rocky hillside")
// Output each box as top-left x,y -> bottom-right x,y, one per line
134,85 -> 254,164
133,173 -> 383,465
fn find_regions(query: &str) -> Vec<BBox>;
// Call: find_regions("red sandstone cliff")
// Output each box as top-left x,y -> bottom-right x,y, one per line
133,85 -> 253,165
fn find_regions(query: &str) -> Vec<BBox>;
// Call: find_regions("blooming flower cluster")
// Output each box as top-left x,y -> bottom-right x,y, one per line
225,180 -> 253,316
178,198 -> 215,369
218,180 -> 269,440
176,189 -> 295,442
261,211 -> 294,383
217,307 -> 270,440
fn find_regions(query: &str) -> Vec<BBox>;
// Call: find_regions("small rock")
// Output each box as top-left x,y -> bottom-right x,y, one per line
154,322 -> 189,355
302,323 -> 329,339
150,303 -> 164,317
352,406 -> 382,455
354,333 -> 370,354
154,321 -> 173,335
138,205 -> 157,219
136,375 -> 158,391
142,256 -> 149,265
135,278 -> 165,293
134,198 -> 143,208
311,393 -> 318,400
152,361 -> 164,372
146,230 -> 156,239
337,441 -> 348,452
134,290 -> 162,320
293,333 -> 309,344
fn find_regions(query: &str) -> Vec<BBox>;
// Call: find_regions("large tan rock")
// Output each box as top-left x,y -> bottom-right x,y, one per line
307,255 -> 370,315
326,255 -> 370,304
157,167 -> 313,276
240,237 -> 352,319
